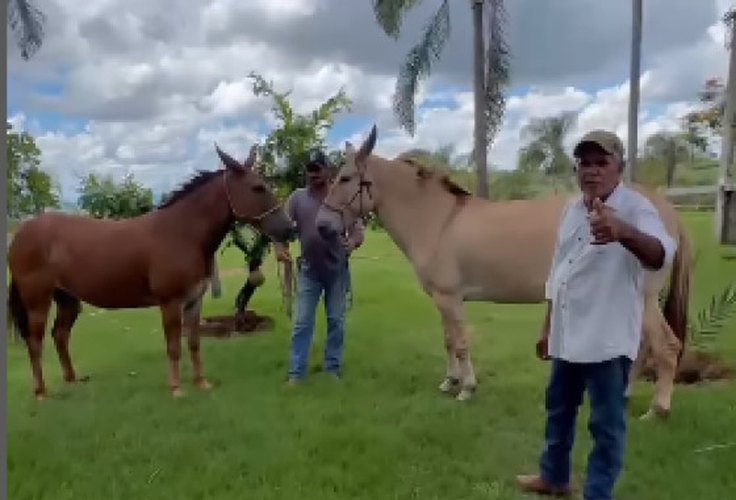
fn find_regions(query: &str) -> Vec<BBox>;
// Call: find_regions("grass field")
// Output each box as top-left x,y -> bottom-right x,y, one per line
6,211 -> 736,500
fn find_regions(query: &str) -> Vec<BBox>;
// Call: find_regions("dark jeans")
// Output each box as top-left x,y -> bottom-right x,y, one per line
539,356 -> 632,500
288,260 -> 350,379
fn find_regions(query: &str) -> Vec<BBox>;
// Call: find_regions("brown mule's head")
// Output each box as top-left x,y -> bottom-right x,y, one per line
315,125 -> 378,242
214,143 -> 295,243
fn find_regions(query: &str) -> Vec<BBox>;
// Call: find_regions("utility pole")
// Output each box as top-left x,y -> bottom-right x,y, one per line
716,10 -> 736,244
626,0 -> 642,182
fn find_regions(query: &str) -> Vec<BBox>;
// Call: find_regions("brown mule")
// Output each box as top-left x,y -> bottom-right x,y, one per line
7,144 -> 294,400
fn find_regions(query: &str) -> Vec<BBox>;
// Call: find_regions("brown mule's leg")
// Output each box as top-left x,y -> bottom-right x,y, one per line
183,297 -> 211,390
51,290 -> 82,383
160,301 -> 184,397
26,296 -> 53,400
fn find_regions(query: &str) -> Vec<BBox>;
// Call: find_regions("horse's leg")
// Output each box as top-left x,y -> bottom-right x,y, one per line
160,301 -> 184,397
640,305 -> 682,420
183,296 -> 211,390
432,291 -> 476,401
51,290 -> 82,383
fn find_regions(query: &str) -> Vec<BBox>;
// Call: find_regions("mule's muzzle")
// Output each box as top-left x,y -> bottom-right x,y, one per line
317,221 -> 338,241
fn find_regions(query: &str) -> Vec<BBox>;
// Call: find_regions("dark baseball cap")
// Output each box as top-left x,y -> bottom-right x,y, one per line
306,148 -> 330,170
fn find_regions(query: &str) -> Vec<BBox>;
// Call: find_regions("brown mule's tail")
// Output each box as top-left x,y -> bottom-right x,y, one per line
8,279 -> 30,341
663,217 -> 692,365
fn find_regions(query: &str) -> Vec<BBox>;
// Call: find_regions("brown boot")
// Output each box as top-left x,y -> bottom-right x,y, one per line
515,474 -> 572,497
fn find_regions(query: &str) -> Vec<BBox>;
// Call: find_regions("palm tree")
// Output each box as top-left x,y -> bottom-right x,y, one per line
516,112 -> 577,192
7,0 -> 46,60
371,0 -> 510,199
642,132 -> 690,187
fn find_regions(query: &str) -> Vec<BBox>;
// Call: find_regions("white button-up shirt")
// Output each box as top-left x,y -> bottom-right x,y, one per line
544,183 -> 678,363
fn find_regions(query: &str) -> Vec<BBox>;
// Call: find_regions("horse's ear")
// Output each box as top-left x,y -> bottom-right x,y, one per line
242,144 -> 258,170
356,124 -> 377,163
345,140 -> 356,156
215,142 -> 244,172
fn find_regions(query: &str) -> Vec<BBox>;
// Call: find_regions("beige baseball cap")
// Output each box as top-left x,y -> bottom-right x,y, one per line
573,130 -> 625,158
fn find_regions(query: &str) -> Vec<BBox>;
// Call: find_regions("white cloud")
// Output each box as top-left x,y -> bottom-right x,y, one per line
6,0 -> 731,203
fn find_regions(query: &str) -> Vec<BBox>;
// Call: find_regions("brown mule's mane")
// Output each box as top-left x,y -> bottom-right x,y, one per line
157,169 -> 223,209
392,150 -> 472,200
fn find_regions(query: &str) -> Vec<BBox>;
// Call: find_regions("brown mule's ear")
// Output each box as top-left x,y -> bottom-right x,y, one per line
356,124 -> 377,163
242,144 -> 258,170
214,142 -> 244,172
345,140 -> 356,156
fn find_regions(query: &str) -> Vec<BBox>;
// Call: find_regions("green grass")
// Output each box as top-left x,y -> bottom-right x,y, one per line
6,212 -> 736,500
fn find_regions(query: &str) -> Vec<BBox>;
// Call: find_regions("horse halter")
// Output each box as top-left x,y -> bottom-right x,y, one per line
320,169 -> 373,237
222,169 -> 283,224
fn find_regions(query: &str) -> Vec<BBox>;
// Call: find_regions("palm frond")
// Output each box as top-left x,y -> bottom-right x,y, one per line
8,0 -> 47,60
372,0 -> 424,39
392,0 -> 450,136
688,282 -> 736,350
483,0 -> 511,144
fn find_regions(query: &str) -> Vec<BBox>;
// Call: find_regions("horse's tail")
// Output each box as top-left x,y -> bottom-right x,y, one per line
663,216 -> 692,365
8,279 -> 30,341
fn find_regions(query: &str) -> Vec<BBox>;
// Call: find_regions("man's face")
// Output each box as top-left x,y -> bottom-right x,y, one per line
575,143 -> 622,202
306,162 -> 329,187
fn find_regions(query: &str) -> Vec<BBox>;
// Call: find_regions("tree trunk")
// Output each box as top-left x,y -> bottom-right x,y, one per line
472,0 -> 489,199
626,0 -> 643,182
716,14 -> 736,243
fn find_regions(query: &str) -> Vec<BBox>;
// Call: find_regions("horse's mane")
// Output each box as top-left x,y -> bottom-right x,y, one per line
393,150 -> 472,199
158,169 -> 222,209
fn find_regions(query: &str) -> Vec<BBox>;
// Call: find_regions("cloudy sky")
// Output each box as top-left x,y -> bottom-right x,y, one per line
7,0 -> 734,203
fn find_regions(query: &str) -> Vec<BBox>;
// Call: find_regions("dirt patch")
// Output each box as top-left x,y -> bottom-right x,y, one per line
199,311 -> 275,339
639,349 -> 735,385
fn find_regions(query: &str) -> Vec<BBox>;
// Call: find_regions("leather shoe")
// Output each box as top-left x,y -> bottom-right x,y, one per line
515,474 -> 572,497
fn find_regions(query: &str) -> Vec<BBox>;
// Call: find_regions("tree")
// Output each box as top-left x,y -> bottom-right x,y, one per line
7,0 -> 46,60
216,71 -> 353,317
516,112 -> 577,192
371,0 -> 511,199
7,122 -> 60,218
77,172 -> 154,219
642,132 -> 690,187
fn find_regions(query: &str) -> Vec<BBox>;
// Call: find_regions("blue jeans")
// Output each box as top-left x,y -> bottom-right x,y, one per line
539,356 -> 632,500
288,260 -> 350,379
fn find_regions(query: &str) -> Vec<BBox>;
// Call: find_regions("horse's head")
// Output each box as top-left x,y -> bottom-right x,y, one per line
316,125 -> 378,242
214,144 -> 295,243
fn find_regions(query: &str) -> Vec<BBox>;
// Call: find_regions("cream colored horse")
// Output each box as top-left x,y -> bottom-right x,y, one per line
315,126 -> 692,419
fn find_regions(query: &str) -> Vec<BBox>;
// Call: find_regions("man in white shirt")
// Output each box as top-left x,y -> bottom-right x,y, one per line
516,130 -> 677,500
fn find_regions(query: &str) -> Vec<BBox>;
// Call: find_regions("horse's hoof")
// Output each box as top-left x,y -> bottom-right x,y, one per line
456,387 -> 476,402
438,377 -> 460,394
34,393 -> 46,402
195,378 -> 212,391
171,387 -> 185,398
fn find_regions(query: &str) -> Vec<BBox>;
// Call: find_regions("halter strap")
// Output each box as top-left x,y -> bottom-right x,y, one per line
222,170 -> 283,223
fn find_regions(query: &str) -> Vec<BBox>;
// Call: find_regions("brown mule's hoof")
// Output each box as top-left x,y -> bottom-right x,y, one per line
171,387 -> 185,398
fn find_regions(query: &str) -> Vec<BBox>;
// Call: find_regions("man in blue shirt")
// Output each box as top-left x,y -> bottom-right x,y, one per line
275,149 -> 364,384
